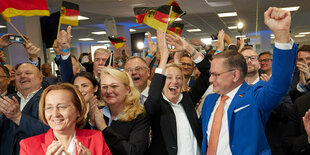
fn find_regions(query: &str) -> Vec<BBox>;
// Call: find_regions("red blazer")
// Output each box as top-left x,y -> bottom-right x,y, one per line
19,128 -> 112,155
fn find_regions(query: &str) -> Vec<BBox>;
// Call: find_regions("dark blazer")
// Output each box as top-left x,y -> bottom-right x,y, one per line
283,92 -> 310,155
200,44 -> 298,155
102,113 -> 150,155
145,57 -> 210,155
0,89 -> 49,155
289,69 -> 310,103
19,128 -> 112,155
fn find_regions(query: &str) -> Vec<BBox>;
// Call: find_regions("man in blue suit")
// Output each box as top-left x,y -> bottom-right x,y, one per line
200,7 -> 297,155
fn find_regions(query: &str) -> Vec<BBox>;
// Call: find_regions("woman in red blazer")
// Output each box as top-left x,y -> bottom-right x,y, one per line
19,83 -> 111,155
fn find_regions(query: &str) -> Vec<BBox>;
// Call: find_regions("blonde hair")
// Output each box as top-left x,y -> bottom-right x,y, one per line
39,83 -> 87,127
100,68 -> 144,122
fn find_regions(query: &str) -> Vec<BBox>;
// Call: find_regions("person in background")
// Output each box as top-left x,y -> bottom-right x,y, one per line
19,83 -> 112,155
258,51 -> 273,77
41,63 -> 56,78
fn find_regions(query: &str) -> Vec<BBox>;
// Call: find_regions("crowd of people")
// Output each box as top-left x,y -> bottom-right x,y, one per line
0,7 -> 309,155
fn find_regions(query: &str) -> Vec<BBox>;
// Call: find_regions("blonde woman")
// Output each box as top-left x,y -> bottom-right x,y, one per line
89,68 -> 150,155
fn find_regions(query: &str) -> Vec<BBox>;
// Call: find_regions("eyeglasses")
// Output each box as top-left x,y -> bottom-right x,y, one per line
44,104 -> 72,113
297,57 -> 310,62
258,59 -> 272,63
124,66 -> 147,73
181,63 -> 194,67
244,56 -> 258,61
209,69 -> 234,78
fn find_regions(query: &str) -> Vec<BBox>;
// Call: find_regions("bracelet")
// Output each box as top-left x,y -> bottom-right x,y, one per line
0,47 -> 3,50
215,50 -> 221,54
61,48 -> 70,53
147,54 -> 153,59
190,49 -> 197,57
153,64 -> 158,67
298,82 -> 304,89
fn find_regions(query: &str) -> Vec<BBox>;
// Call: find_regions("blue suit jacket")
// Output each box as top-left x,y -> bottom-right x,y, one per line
200,44 -> 298,155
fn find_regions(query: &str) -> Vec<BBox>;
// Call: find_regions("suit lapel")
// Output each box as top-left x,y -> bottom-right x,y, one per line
22,89 -> 43,113
42,128 -> 54,153
204,94 -> 220,128
227,82 -> 249,130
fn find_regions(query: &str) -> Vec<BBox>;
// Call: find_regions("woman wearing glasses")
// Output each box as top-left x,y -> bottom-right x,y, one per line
144,29 -> 211,155
89,68 -> 150,155
19,83 -> 111,155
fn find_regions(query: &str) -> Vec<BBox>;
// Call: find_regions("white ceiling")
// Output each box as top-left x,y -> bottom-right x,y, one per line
1,0 -> 310,45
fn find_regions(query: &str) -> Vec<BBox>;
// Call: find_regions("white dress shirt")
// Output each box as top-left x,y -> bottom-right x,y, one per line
162,94 -> 202,155
207,84 -> 242,155
17,88 -> 41,111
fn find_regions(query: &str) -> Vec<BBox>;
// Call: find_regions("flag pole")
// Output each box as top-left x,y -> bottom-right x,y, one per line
164,6 -> 173,34
8,21 -> 29,44
57,17 -> 62,38
167,11 -> 185,28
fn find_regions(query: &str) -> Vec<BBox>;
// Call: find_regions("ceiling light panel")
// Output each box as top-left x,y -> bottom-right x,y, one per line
187,29 -> 201,32
218,12 -> 237,17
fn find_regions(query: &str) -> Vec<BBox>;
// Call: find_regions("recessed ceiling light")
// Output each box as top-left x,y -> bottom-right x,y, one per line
299,32 -> 310,35
235,35 -> 246,38
187,29 -> 201,32
97,40 -> 110,43
0,25 -> 6,28
78,16 -> 89,20
92,31 -> 106,35
78,38 -> 94,41
217,12 -> 237,17
295,34 -> 305,38
129,29 -> 136,32
228,26 -> 237,29
145,33 -> 148,35
175,18 -> 182,21
270,34 -> 275,37
281,6 -> 300,12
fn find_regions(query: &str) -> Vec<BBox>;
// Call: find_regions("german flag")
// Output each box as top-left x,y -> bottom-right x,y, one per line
0,0 -> 50,22
134,5 -> 170,31
60,1 -> 79,26
168,0 -> 184,23
168,23 -> 184,36
108,36 -> 126,49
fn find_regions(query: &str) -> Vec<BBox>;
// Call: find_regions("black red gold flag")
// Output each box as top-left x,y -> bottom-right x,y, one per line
108,36 -> 126,49
168,0 -> 184,23
0,0 -> 50,22
60,1 -> 79,26
134,5 -> 171,31
168,22 -> 184,36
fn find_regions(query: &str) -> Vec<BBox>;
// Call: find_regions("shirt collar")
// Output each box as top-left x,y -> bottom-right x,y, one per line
141,86 -> 149,98
225,84 -> 242,99
162,92 -> 183,105
17,87 -> 41,100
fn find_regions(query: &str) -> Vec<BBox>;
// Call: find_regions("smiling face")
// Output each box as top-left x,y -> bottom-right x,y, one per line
209,58 -> 236,95
44,89 -> 80,134
100,74 -> 129,106
258,54 -> 272,73
124,58 -> 150,92
74,76 -> 98,103
163,66 -> 183,104
15,63 -> 42,95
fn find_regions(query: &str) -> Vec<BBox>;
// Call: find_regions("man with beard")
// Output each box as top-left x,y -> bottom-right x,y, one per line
241,47 -> 260,85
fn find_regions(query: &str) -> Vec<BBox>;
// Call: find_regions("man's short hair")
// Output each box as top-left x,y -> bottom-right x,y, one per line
0,65 -> 10,78
297,45 -> 310,53
94,48 -> 111,56
258,51 -> 273,58
125,56 -> 148,67
240,46 -> 255,53
213,50 -> 247,79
